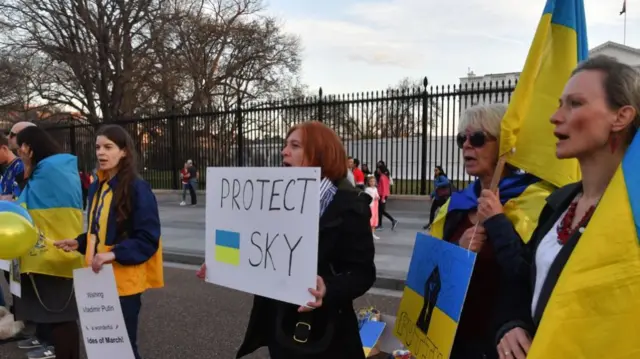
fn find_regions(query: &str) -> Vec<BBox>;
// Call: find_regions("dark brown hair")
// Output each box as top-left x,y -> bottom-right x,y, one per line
96,125 -> 139,235
286,121 -> 348,181
572,55 -> 640,143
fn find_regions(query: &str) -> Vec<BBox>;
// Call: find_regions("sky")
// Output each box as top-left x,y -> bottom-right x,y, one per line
264,0 -> 636,95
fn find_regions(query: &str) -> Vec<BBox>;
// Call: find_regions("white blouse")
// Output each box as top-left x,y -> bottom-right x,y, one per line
531,212 -> 566,315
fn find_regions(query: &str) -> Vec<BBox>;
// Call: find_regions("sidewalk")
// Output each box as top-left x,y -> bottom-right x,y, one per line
155,191 -> 432,291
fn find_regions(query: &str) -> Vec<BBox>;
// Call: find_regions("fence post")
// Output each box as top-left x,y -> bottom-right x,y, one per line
318,87 -> 324,122
69,124 -> 77,155
236,94 -> 244,166
420,76 -> 429,196
169,107 -> 179,190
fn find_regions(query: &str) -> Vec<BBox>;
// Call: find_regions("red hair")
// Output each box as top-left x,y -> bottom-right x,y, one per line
286,121 -> 348,181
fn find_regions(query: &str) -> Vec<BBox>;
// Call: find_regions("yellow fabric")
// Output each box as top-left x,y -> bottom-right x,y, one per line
429,181 -> 554,243
499,17 -> 581,187
20,207 -> 85,278
528,168 -> 640,359
85,180 -> 164,297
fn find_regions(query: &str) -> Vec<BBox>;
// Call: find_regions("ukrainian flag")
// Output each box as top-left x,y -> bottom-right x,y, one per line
17,153 -> 85,278
528,132 -> 640,358
214,229 -> 240,266
499,0 -> 587,187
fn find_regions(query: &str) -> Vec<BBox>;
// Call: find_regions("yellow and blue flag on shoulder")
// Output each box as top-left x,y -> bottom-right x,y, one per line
499,0 -> 587,187
16,153 -> 85,278
529,133 -> 640,358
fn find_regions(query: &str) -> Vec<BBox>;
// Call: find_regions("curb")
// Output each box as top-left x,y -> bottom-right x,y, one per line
163,250 -> 406,292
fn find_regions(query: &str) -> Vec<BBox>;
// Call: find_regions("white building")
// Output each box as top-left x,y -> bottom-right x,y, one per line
459,41 -> 640,113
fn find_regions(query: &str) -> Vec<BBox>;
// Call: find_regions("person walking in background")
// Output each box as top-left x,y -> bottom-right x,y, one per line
364,175 -> 380,240
56,124 -> 164,359
179,162 -> 191,206
375,161 -> 398,231
353,158 -> 365,189
185,159 -> 198,206
346,156 -> 356,186
423,165 -> 451,230
79,169 -> 91,211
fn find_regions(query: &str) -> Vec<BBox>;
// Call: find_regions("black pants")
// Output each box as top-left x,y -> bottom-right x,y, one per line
47,322 -> 80,359
377,199 -> 395,226
82,188 -> 88,210
428,197 -> 447,226
121,294 -> 143,359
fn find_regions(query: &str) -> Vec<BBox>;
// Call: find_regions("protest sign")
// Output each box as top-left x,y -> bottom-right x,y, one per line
395,233 -> 476,359
74,265 -> 135,359
205,167 -> 320,306
0,260 -> 9,272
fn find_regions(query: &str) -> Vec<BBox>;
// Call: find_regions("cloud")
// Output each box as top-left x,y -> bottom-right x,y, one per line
270,0 -> 638,92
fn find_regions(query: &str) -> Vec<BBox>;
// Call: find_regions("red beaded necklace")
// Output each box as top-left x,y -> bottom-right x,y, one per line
556,200 -> 596,245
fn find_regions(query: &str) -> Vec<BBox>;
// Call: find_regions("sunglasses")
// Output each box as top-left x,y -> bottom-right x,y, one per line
456,131 -> 495,149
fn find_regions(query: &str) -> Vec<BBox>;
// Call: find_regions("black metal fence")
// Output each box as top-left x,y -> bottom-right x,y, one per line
37,79 -> 517,195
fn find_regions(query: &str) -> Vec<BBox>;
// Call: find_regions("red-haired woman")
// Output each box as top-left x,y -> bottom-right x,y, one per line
197,121 -> 376,358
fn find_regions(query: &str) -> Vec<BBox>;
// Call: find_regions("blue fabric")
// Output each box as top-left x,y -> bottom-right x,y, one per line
17,154 -> 82,210
622,132 -> 640,242
76,176 -> 161,266
431,175 -> 451,199
0,157 -> 25,197
447,173 -> 541,213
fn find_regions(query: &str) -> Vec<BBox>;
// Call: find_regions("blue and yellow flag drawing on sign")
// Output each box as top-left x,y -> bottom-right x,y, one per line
16,154 -> 85,278
395,233 -> 475,358
499,0 -> 588,188
529,133 -> 640,358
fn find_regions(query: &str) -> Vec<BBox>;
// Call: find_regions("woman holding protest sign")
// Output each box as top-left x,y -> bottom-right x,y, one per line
56,125 -> 164,359
488,56 -> 640,359
427,103 -> 553,359
197,120 -> 376,359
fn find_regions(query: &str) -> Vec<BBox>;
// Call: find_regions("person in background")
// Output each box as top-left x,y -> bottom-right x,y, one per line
364,175 -> 380,240
79,168 -> 91,211
179,161 -> 191,206
346,156 -> 356,186
185,159 -> 198,206
423,165 -> 451,230
56,124 -> 164,359
353,158 -> 365,189
0,133 -> 26,312
361,163 -> 371,176
375,161 -> 398,231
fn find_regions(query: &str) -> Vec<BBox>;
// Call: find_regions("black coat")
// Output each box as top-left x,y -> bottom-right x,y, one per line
236,179 -> 377,359
483,182 -> 584,343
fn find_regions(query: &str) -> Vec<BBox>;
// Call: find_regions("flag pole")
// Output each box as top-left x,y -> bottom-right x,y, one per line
624,6 -> 627,45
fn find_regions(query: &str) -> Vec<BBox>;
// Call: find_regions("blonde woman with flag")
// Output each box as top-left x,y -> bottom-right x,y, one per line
427,103 -> 553,359
486,56 -> 640,359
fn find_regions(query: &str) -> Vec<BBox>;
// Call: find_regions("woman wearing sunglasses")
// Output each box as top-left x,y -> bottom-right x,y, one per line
429,103 -> 553,359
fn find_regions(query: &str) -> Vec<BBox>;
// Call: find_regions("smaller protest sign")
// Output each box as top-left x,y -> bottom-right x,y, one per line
395,233 -> 477,359
205,167 -> 320,307
0,260 -> 9,272
74,265 -> 134,359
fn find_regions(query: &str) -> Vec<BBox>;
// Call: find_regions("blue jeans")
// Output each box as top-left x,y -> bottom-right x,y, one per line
121,294 -> 142,359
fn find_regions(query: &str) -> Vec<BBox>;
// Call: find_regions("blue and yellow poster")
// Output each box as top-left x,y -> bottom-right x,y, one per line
394,233 -> 476,358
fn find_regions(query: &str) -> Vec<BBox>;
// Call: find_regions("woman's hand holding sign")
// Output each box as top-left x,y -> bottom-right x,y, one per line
298,275 -> 326,312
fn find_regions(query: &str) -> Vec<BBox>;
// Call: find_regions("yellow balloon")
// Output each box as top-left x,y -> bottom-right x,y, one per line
0,212 -> 39,260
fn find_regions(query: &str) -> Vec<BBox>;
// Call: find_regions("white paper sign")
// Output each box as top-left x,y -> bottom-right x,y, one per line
73,265 -> 135,359
205,167 -> 320,306
0,260 -> 9,272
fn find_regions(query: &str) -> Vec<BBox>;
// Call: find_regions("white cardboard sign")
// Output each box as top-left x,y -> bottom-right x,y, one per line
205,167 -> 320,306
73,265 -> 135,359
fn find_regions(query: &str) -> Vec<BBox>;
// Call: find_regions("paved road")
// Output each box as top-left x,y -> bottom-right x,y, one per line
0,264 -> 402,359
154,192 -> 433,290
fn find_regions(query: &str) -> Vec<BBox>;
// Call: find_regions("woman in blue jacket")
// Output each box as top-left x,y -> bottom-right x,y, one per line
56,125 -> 164,359
424,165 -> 450,230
